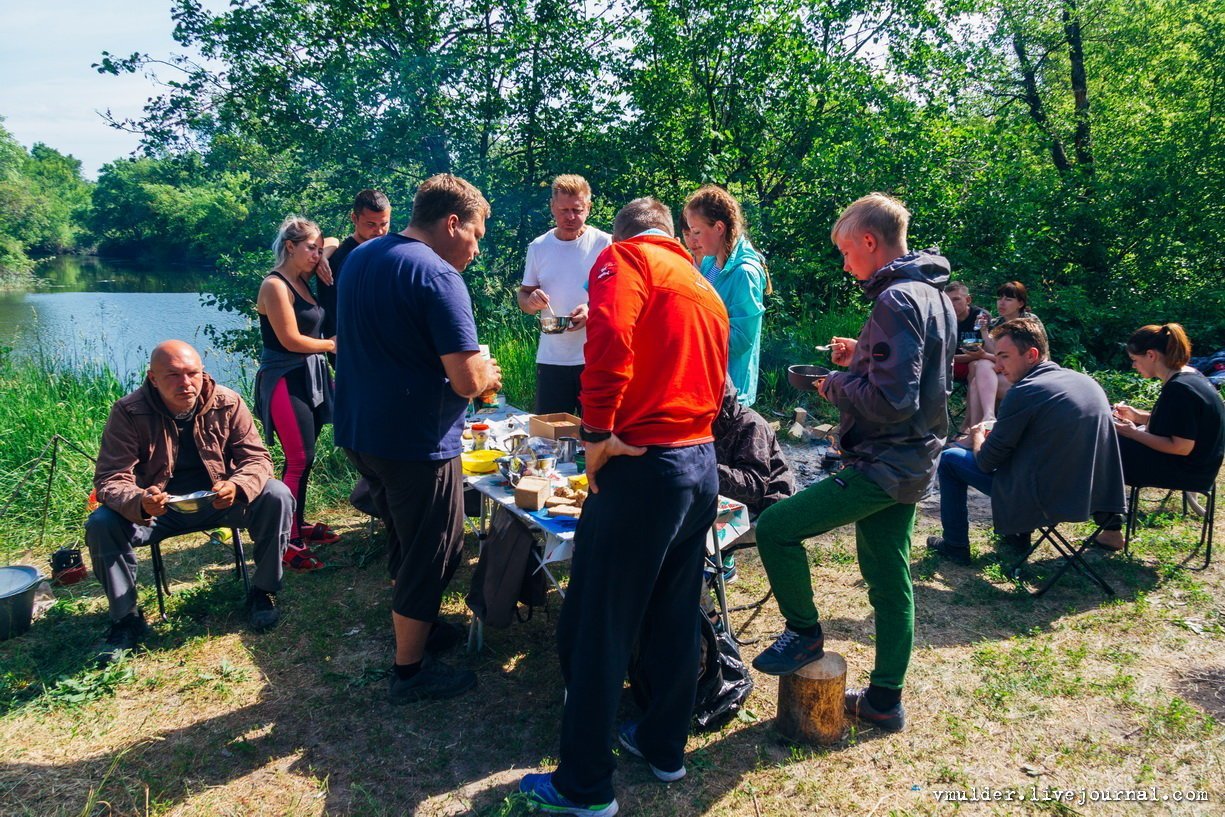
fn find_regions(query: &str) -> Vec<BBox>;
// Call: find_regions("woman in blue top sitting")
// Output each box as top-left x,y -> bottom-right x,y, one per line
683,185 -> 769,406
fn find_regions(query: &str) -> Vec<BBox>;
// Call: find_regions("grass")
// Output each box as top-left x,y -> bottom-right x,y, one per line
0,468 -> 1220,815
2,342 -> 1224,815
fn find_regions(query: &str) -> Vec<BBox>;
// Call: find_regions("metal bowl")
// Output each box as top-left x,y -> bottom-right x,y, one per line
540,315 -> 573,334
165,490 -> 218,513
787,365 -> 831,393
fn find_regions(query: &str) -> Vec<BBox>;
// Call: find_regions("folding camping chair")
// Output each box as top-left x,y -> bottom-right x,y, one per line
148,527 -> 250,620
1123,483 -> 1216,571
1008,521 -> 1115,598
706,522 -> 773,645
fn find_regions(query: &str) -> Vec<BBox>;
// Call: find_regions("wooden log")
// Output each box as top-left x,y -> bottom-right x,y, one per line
775,651 -> 848,745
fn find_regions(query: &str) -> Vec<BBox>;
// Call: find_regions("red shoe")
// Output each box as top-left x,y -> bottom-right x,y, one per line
300,522 -> 340,545
283,541 -> 325,572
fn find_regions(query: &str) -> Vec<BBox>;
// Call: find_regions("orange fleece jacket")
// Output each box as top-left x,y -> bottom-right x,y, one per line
580,234 -> 730,447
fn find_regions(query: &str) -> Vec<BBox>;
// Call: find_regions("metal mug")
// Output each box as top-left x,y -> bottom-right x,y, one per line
557,436 -> 579,464
503,432 -> 529,454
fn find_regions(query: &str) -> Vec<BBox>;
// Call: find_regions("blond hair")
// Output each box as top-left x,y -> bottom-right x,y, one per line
409,174 -> 491,227
551,174 -> 592,200
272,215 -> 321,267
831,192 -> 910,248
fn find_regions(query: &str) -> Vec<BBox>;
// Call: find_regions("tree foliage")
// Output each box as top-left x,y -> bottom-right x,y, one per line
0,120 -> 92,281
88,0 -> 1225,365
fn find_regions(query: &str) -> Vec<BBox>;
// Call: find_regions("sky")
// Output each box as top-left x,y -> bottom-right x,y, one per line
0,1 -> 224,179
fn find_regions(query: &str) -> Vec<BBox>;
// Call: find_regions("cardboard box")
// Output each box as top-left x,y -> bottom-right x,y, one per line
528,412 -> 581,440
514,476 -> 552,511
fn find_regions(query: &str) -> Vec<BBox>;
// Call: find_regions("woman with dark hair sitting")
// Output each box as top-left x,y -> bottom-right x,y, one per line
955,280 -> 1044,443
1113,323 -> 1225,491
1091,323 -> 1225,551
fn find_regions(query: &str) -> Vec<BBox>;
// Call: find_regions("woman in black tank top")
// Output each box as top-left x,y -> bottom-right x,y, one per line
255,216 -> 337,571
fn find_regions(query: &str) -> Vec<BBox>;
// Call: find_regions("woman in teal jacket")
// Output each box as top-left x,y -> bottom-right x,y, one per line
684,185 -> 769,405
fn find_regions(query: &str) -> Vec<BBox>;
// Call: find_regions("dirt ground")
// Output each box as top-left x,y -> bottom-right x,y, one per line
1,465 -> 1222,816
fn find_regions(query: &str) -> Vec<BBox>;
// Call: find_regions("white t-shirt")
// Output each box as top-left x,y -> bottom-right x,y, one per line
522,226 -> 613,366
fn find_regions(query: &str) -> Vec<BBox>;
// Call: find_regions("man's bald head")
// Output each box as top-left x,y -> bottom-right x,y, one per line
150,340 -> 201,370
148,340 -> 205,415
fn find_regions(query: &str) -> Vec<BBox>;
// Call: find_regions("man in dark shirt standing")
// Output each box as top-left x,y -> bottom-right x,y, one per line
317,189 -> 392,344
334,175 -> 500,703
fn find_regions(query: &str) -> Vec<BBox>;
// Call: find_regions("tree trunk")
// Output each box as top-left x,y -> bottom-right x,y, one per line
775,651 -> 847,745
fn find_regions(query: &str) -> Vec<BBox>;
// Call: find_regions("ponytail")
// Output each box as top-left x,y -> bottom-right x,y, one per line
1125,323 -> 1191,369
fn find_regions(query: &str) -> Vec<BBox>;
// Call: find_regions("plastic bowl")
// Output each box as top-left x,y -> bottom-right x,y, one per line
540,315 -> 573,334
462,448 -> 507,474
165,490 -> 218,513
0,565 -> 43,641
787,364 -> 831,393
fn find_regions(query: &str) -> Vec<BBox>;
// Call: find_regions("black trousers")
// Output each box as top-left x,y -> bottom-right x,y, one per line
553,443 -> 717,805
535,363 -> 584,416
342,450 -> 465,621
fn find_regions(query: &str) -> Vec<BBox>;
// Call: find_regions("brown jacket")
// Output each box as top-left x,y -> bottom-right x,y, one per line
94,375 -> 274,523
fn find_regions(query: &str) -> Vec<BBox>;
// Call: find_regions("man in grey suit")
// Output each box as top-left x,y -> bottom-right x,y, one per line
927,316 -> 1126,564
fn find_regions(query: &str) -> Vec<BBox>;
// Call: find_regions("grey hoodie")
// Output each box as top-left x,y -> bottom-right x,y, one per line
823,249 -> 956,503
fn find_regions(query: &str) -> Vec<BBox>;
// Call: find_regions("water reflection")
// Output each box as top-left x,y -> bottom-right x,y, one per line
0,257 -> 253,388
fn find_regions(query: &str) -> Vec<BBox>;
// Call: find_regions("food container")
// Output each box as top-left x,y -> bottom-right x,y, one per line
462,449 -> 506,474
540,315 -> 573,334
529,413 -> 582,440
165,490 -> 218,513
471,423 -> 490,450
514,476 -> 552,511
787,365 -> 831,393
0,565 -> 42,641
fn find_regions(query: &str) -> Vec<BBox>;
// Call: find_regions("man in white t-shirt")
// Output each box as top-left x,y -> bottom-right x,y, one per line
518,174 -> 613,414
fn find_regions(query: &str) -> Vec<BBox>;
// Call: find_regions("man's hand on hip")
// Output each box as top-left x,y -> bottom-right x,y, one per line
584,434 -> 647,494
211,480 -> 239,509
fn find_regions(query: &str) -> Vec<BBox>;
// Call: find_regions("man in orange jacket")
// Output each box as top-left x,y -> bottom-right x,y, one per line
520,198 -> 729,817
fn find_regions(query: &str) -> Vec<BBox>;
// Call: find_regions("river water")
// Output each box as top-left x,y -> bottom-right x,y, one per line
0,256 -> 252,388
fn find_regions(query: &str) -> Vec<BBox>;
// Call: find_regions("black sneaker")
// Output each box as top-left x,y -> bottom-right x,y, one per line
97,610 -> 150,666
425,620 -> 463,655
845,687 -> 906,732
926,536 -> 971,565
752,627 -> 825,675
998,532 -> 1032,551
247,589 -> 280,631
387,660 -> 477,704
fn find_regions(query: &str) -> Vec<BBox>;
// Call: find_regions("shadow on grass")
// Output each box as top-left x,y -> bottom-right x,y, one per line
0,523 -> 583,816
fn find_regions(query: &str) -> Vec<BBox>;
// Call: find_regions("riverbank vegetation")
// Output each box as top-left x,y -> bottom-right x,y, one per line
1,350 -> 1221,815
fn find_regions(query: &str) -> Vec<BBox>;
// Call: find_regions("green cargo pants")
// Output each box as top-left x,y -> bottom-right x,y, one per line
755,467 -> 916,690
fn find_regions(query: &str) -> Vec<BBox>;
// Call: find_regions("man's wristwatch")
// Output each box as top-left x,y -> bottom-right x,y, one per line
580,426 -> 612,444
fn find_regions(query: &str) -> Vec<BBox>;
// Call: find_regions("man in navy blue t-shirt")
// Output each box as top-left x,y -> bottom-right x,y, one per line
335,174 -> 501,703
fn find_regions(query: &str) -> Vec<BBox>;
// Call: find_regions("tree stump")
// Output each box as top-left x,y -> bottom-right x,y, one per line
775,651 -> 847,745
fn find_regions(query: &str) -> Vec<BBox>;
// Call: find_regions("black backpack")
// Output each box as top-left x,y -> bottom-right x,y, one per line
466,506 -> 548,628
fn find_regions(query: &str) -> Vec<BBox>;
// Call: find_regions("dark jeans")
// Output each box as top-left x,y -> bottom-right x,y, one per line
535,363 -> 584,415
343,449 -> 465,622
85,479 -> 292,621
553,443 -> 717,805
938,447 -> 1126,541
937,447 -> 995,549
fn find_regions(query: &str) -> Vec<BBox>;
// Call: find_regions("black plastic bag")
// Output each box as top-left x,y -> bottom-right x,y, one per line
629,611 -> 754,731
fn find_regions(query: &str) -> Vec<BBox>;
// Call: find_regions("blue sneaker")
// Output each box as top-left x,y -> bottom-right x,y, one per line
518,773 -> 619,816
751,627 -> 825,675
617,722 -> 686,782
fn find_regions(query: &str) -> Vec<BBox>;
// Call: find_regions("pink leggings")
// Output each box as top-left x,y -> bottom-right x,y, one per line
268,372 -> 323,539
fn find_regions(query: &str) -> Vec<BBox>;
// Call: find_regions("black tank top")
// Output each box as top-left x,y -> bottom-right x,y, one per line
259,271 -> 326,353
